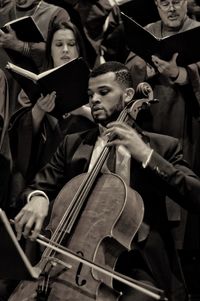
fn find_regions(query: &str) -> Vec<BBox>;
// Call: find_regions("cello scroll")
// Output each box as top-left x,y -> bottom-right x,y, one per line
129,82 -> 158,120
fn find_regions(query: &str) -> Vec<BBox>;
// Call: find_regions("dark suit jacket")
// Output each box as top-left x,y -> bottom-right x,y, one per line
22,127 -> 200,300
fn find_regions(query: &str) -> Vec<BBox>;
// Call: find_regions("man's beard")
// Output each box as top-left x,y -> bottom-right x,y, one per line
95,96 -> 125,127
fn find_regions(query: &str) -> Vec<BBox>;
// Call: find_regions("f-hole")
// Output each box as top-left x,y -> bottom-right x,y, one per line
75,251 -> 87,287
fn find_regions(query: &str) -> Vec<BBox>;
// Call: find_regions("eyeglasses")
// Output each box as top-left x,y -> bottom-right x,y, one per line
157,0 -> 185,11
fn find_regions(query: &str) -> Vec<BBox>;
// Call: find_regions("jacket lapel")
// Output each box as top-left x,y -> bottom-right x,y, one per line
71,127 -> 99,173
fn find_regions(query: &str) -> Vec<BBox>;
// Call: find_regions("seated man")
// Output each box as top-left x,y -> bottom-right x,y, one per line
9,61 -> 200,301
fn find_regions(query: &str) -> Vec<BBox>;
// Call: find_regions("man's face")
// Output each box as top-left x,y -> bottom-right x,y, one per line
155,0 -> 188,30
88,72 -> 126,126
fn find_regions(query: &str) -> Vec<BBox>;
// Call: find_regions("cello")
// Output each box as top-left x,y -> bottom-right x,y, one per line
9,83 -> 164,301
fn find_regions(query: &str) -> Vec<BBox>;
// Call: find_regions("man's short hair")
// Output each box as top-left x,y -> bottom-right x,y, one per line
90,61 -> 133,89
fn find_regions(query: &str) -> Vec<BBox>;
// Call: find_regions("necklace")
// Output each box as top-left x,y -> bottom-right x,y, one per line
33,0 -> 42,16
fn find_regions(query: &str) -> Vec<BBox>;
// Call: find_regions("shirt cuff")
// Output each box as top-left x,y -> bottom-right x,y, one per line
142,149 -> 154,168
172,67 -> 188,85
27,190 -> 49,204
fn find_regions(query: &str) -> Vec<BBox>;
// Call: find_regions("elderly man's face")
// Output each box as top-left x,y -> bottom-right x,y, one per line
155,0 -> 188,30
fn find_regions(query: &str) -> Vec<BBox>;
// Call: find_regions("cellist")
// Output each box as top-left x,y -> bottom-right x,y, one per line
10,61 -> 200,301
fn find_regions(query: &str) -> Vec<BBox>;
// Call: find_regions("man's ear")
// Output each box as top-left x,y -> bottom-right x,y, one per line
124,87 -> 135,104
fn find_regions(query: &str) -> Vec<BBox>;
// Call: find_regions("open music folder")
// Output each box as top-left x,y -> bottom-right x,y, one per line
1,16 -> 44,43
6,57 -> 90,118
121,12 -> 200,66
0,209 -> 40,280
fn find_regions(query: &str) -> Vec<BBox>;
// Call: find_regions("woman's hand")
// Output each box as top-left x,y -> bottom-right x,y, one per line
31,91 -> 56,133
35,91 -> 56,113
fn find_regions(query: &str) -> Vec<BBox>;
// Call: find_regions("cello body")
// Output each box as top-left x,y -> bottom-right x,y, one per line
9,172 -> 144,301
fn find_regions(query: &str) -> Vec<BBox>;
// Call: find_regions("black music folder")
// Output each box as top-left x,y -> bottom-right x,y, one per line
6,57 -> 90,118
0,209 -> 40,280
121,12 -> 200,66
1,16 -> 44,42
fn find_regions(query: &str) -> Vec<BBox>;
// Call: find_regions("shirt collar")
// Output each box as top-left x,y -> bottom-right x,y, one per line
98,124 -> 106,136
